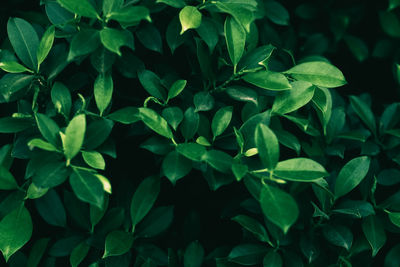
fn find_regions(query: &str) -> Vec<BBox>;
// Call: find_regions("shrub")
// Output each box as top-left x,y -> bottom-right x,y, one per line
0,0 -> 400,266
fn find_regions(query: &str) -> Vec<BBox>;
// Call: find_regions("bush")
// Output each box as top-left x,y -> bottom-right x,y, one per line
0,0 -> 400,266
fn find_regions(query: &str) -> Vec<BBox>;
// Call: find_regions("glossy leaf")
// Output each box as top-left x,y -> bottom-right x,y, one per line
225,16 -> 245,69
212,106 -> 233,140
139,107 -> 173,139
51,82 -> 71,117
162,151 -> 192,185
94,73 -> 113,115
56,0 -> 99,18
100,27 -> 129,56
273,158 -> 328,182
228,243 -> 268,265
272,81 -> 315,114
63,114 -> 86,162
107,106 -> 140,124
37,26 -> 55,67
179,6 -> 202,34
255,123 -> 279,170
70,168 -> 104,208
108,6 -> 150,28
103,230 -> 133,258
243,71 -> 291,91
167,79 -> 187,100
362,215 -> 386,257
0,61 -> 32,73
82,150 -> 106,170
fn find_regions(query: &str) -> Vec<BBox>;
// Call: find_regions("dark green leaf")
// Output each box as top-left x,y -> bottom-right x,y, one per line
362,215 -> 386,257
35,113 -> 60,146
243,71 -> 291,91
68,29 -> 100,61
34,189 -> 66,227
231,215 -> 270,243
70,168 -> 105,208
136,24 -> 163,53
162,107 -> 183,130
56,0 -> 99,18
70,241 -> 90,267
27,238 -> 50,267
162,151 -> 192,185
0,165 -> 18,190
51,82 -> 71,117
194,91 -> 215,112
255,123 -> 279,170
32,159 -> 70,188
176,143 -> 207,162
322,224 -> 353,251
138,70 -> 166,101
349,95 -> 376,135
181,107 -> 199,140
0,74 -> 34,103
103,231 -> 133,258
100,27 -> 130,56
228,243 -> 268,265
265,1 -> 289,26
107,6 -> 150,28
184,241 -> 204,267
167,79 -> 187,100
135,206 -> 174,238
263,251 -> 282,267
205,150 -> 233,173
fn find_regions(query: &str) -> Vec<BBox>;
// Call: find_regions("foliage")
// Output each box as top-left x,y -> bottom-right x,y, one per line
0,0 -> 400,266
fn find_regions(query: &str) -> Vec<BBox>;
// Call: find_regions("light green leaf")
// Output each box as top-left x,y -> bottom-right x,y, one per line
184,241 -> 204,267
273,158 -> 328,182
130,176 -> 160,227
0,205 -> 32,262
243,71 -> 291,91
231,215 -> 270,243
176,143 -> 207,162
102,0 -> 123,17
7,18 -> 39,70
82,150 -> 105,170
63,114 -> 86,162
162,107 -> 183,130
94,73 -> 113,116
179,6 -> 202,35
28,138 -> 58,152
108,6 -> 151,28
99,27 -> 129,56
272,81 -> 315,114
139,107 -> 173,139
0,61 -> 32,73
211,106 -> 233,140
162,151 -> 192,185
70,241 -> 90,267
51,82 -> 71,117
138,70 -> 166,101
107,106 -> 140,124
260,184 -> 299,234
362,215 -> 386,257
69,168 -> 104,208
57,0 -> 99,18
103,230 -> 133,258
263,251 -> 282,267
37,26 -> 55,68
255,123 -> 279,170
225,16 -> 245,69
167,79 -> 187,100
35,113 -> 60,146
334,156 -> 371,198
0,165 -> 18,190
349,95 -> 376,135
225,86 -> 258,104
285,61 -> 347,88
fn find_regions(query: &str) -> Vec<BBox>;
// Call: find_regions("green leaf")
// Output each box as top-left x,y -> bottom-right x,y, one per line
255,123 -> 279,170
51,82 -> 71,117
263,251 -> 282,267
389,0 -> 400,10
157,0 -> 185,8
180,107 -> 200,140
0,73 -> 34,103
0,165 -> 18,190
108,6 -> 151,28
285,61 -> 347,88
136,24 -> 163,53
99,27 -> 129,56
37,26 -> 55,68
362,215 -> 386,257
162,107 -> 183,130
205,150 -> 233,173
130,176 -> 160,227
68,29 -> 100,61
379,11 -> 400,38
70,168 -> 104,208
32,159 -> 70,188
34,189 -> 66,227
212,106 -> 233,140
27,238 -> 50,267
102,0 -> 123,17
344,35 -> 369,62
0,116 -> 32,133
312,87 -> 332,134
35,113 -> 60,146
0,205 -> 32,262
70,241 -> 90,267
7,18 -> 39,71
322,224 -> 353,251
167,79 -> 187,100
231,215 -> 270,243
225,16 -> 245,69
194,91 -> 214,112
107,106 -> 140,124
84,118 -> 114,150
162,151 -> 192,185
273,158 -> 328,182
243,71 -> 292,91
135,206 -> 174,238
176,143 -> 207,162
332,200 -> 375,218
138,70 -> 166,101
214,1 -> 256,32
179,6 -> 202,35
103,230 -> 134,258
90,195 -> 109,231
63,114 -> 86,162
272,81 -> 315,114
384,244 -> 400,267
139,107 -> 173,139
0,61 -> 32,73
334,156 -> 371,198
228,243 -> 268,265
265,1 -> 289,26
225,86 -> 258,104
94,73 -> 113,116
56,0 -> 99,18
196,17 -> 219,53
349,95 -> 376,135
82,150 -> 106,170
260,184 -> 299,234
184,241 -> 204,267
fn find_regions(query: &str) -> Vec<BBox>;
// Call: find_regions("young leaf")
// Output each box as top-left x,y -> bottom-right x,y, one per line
130,176 -> 160,227
103,231 -> 134,258
211,106 -> 233,140
63,114 -> 86,162
0,205 -> 33,262
82,150 -> 106,170
162,107 -> 183,130
94,73 -> 113,116
179,6 -> 202,34
243,71 -> 292,91
255,123 -> 279,170
260,184 -> 299,234
162,151 -> 192,185
335,156 -> 371,198
285,61 -> 347,88
272,81 -> 315,114
362,215 -> 386,257
231,215 -> 270,243
273,158 -> 328,182
69,168 -> 104,208
167,79 -> 187,100
225,16 -> 245,69
56,0 -> 99,18
0,165 -> 18,190
139,107 -> 173,139
107,106 -> 140,124
349,95 -> 377,135
99,27 -> 129,56
184,241 -> 204,267
7,18 -> 39,71
51,82 -> 71,117
37,26 -> 55,68
0,61 -> 32,73
70,241 -> 90,267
